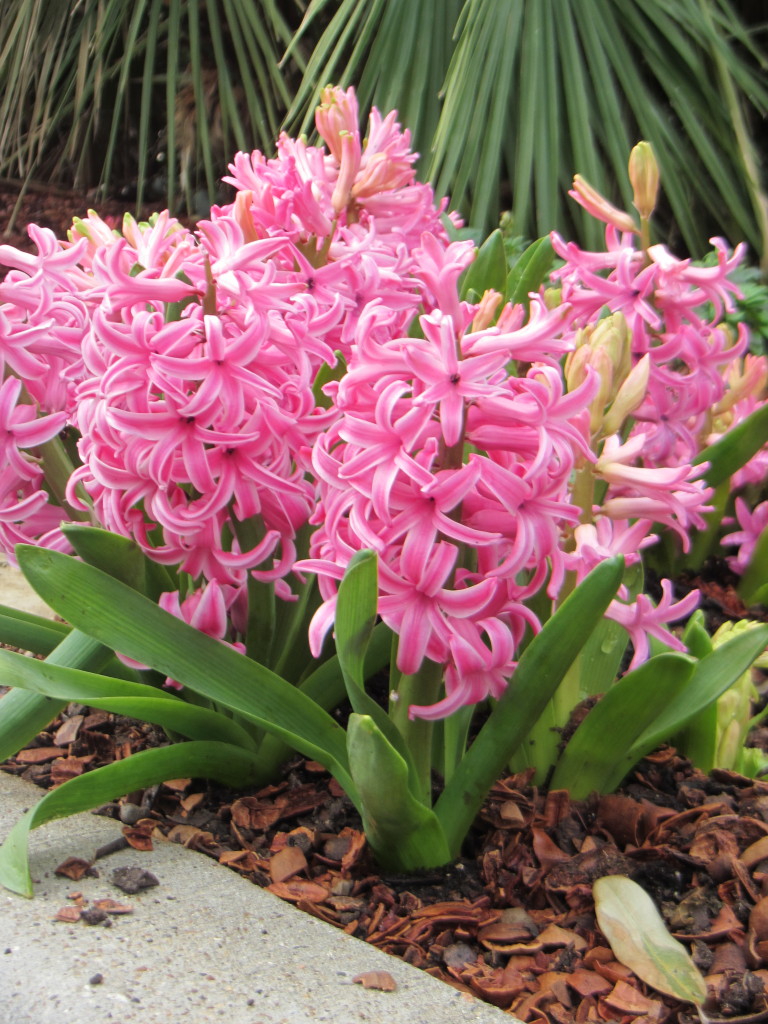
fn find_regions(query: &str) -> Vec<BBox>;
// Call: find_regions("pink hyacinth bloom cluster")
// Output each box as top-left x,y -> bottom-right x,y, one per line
722,498 -> 768,576
299,236 -> 599,719
0,88 -> 453,589
551,227 -> 749,467
0,224 -> 103,556
1,89 -> 759,720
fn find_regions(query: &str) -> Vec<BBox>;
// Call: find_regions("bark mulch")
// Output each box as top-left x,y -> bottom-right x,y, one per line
5,719 -> 768,1024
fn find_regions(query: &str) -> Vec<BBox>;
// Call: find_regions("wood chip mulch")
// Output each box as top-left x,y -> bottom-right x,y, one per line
5,710 -> 768,1023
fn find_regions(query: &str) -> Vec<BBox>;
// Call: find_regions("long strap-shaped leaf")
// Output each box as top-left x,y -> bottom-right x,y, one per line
549,653 -> 695,798
0,627 -> 126,763
347,714 -> 451,871
0,742 -> 266,898
627,623 -> 768,760
334,550 -> 421,790
0,649 -> 261,752
435,555 -> 624,856
0,604 -> 69,656
693,403 -> 768,488
16,546 -> 358,807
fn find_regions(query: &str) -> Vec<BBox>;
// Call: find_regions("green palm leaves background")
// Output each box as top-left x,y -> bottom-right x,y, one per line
0,0 -> 766,263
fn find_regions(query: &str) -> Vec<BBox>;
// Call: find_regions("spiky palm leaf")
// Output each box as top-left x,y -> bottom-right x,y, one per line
285,0 -> 768,261
0,0 -> 304,212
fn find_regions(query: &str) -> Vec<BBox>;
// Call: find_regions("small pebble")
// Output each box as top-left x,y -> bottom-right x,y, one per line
111,866 -> 159,894
119,803 -> 144,826
89,973 -> 104,986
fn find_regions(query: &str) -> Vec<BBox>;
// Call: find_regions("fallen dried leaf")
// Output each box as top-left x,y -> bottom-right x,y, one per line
53,906 -> 82,923
594,875 -> 707,1005
352,970 -> 397,991
54,857 -> 92,881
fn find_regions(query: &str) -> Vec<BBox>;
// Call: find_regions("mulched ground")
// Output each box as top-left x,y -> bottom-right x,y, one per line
0,178 -> 194,253
5,719 -> 768,1023
4,180 -> 768,1021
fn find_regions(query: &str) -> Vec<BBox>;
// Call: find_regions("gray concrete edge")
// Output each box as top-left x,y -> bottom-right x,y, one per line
0,771 -> 519,1024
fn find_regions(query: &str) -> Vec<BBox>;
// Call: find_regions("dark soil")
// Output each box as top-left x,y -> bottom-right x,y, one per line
0,178 -> 192,253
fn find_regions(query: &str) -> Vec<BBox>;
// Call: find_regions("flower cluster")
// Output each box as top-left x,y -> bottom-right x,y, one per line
0,88 -> 764,719
300,239 -> 593,717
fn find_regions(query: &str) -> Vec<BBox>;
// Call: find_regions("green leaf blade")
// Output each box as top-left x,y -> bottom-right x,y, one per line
0,742 -> 265,898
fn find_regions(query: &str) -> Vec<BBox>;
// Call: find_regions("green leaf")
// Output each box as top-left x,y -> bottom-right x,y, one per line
0,649 -> 261,752
0,742 -> 265,898
550,654 -> 696,798
505,235 -> 555,311
0,604 -> 69,657
15,546 -> 359,807
334,552 -> 420,790
435,555 -> 624,856
693,403 -> 768,488
0,626 -> 131,763
737,524 -> 768,607
594,876 -> 707,1005
346,714 -> 451,871
460,229 -> 506,301
63,523 -> 176,599
681,610 -> 713,660
628,623 -> 768,758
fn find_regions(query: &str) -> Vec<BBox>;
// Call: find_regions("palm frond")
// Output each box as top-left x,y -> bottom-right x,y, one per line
0,0 -> 304,212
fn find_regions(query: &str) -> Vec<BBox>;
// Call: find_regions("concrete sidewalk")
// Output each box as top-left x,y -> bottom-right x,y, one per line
0,773 -> 517,1024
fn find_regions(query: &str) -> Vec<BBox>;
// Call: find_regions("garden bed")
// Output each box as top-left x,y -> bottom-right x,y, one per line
4,685 -> 768,1022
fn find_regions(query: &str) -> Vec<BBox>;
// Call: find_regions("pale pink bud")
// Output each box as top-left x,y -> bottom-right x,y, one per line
331,131 -> 362,214
471,289 -> 503,332
587,347 -> 615,435
564,337 -> 591,392
315,85 -> 360,163
233,191 -> 260,243
569,174 -> 637,233
603,353 -> 651,435
714,354 -> 768,415
588,313 -> 631,386
628,142 -> 660,221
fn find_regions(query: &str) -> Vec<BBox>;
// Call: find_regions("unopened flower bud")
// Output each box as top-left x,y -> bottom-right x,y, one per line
234,190 -> 259,243
603,353 -> 650,435
589,313 -> 631,387
629,142 -> 660,221
714,352 -> 768,415
585,348 -> 615,435
316,85 -> 359,163
471,289 -> 503,332
569,174 -> 637,233
564,341 -> 591,392
331,131 -> 361,214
